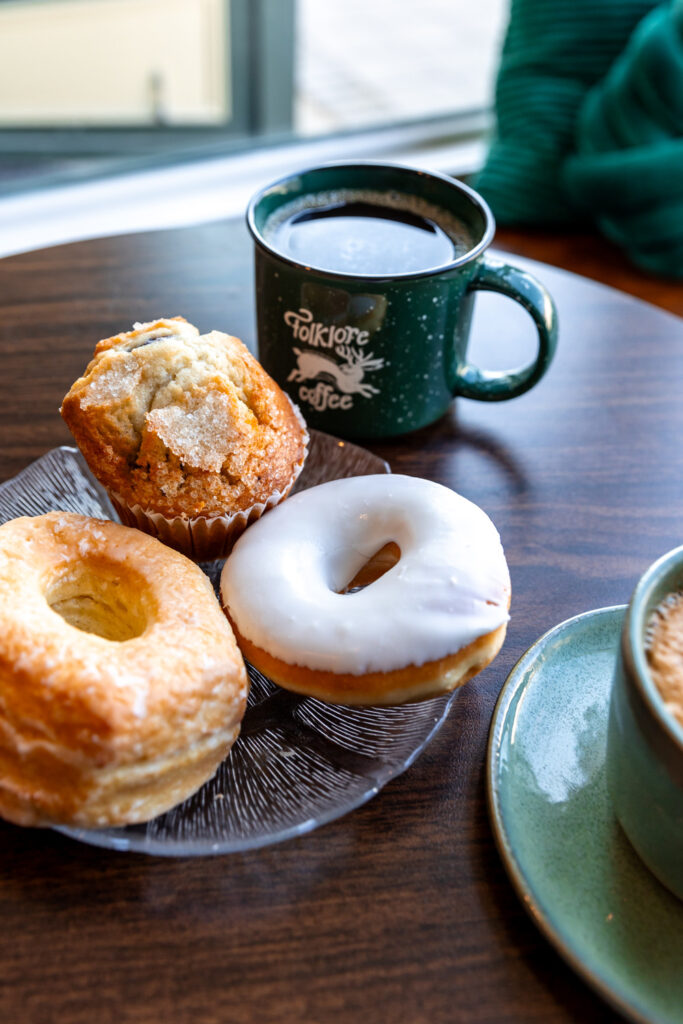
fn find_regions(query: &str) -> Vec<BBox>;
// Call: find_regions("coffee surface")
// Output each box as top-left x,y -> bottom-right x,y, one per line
262,188 -> 475,276
645,590 -> 683,728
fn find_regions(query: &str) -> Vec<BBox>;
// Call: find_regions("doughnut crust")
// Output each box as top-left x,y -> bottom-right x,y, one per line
221,475 -> 510,706
227,619 -> 509,705
0,512 -> 248,827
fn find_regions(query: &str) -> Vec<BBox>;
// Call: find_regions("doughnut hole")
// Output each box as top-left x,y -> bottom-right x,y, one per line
46,563 -> 151,642
341,541 -> 401,594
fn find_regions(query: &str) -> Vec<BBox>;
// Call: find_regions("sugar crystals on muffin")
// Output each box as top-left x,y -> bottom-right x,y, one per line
61,317 -> 308,559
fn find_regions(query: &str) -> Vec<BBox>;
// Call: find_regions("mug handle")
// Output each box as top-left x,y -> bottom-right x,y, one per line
454,254 -> 559,401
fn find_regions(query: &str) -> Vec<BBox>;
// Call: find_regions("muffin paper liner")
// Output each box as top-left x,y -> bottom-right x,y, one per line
109,399 -> 309,561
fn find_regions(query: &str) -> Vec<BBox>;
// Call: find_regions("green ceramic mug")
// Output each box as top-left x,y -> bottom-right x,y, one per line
607,546 -> 683,900
247,162 -> 558,438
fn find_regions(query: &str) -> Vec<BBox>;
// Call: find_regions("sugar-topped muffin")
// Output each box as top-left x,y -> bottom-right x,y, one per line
61,317 -> 308,559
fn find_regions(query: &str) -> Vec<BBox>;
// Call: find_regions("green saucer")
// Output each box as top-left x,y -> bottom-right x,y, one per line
487,606 -> 683,1024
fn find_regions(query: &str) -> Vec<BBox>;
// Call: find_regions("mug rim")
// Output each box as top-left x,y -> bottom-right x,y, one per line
246,160 -> 496,282
626,544 -> 683,754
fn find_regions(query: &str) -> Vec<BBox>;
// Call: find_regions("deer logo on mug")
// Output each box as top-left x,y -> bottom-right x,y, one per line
283,306 -> 385,413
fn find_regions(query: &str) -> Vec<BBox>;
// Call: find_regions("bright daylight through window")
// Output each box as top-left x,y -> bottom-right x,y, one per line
0,0 -> 506,191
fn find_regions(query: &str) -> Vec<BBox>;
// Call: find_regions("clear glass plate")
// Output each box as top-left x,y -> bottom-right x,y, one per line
0,437 -> 455,856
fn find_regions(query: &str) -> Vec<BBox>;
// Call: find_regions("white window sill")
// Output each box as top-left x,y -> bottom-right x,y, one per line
0,118 -> 488,258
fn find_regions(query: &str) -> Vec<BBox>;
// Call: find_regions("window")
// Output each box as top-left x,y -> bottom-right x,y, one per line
0,0 -> 506,192
296,0 -> 505,135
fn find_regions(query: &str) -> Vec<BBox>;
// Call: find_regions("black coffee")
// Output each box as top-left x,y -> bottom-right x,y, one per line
262,189 -> 475,276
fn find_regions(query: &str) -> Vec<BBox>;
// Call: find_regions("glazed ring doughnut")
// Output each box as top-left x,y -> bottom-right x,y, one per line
0,512 -> 248,828
220,475 -> 510,705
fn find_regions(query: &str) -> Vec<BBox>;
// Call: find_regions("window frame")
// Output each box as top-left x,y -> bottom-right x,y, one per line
0,0 -> 296,156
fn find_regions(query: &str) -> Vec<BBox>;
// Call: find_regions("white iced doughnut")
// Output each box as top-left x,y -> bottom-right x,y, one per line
220,474 -> 510,705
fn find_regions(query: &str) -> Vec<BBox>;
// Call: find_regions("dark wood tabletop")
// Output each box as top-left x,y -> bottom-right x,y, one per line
0,217 -> 682,1024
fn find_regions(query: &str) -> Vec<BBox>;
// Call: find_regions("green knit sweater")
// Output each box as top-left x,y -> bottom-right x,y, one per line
476,0 -> 683,277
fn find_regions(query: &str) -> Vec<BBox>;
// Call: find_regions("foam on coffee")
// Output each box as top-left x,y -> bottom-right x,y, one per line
262,188 -> 476,276
645,590 -> 683,728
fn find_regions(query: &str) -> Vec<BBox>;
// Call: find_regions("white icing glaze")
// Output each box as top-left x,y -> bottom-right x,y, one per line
220,474 -> 510,675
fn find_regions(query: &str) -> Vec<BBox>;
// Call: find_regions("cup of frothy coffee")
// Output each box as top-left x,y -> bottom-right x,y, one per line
607,546 -> 683,900
247,162 -> 558,438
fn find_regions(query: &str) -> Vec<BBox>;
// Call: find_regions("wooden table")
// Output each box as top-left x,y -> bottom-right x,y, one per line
0,219 -> 682,1024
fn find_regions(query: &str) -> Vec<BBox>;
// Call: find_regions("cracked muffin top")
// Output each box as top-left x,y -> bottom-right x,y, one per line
60,318 -> 308,520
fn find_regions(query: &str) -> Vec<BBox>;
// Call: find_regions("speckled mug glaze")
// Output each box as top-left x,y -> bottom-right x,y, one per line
247,162 -> 558,439
607,546 -> 683,900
